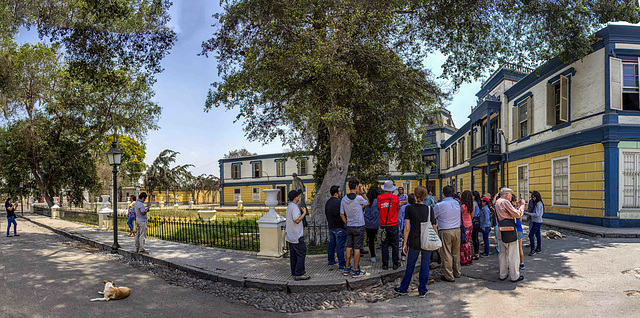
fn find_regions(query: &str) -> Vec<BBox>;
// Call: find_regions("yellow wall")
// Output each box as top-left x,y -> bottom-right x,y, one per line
506,143 -> 604,218
223,182 -> 316,205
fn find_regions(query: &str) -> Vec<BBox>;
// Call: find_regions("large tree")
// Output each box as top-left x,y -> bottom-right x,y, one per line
0,0 -> 175,206
143,149 -> 193,203
202,0 -> 639,228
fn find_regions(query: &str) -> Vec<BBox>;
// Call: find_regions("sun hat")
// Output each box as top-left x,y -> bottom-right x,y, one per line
288,189 -> 303,201
381,180 -> 398,192
499,187 -> 514,195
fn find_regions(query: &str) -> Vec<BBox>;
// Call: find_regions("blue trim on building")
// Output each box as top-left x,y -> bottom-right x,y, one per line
514,92 -> 533,106
547,67 -> 576,84
442,122 -> 471,147
224,179 -> 313,187
476,69 -> 528,99
249,160 -> 262,164
220,152 -> 307,164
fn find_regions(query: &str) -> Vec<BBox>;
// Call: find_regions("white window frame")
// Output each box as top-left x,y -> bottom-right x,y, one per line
622,61 -> 639,111
233,188 -> 241,202
231,164 -> 241,179
516,163 -> 529,202
519,101 -> 528,139
298,159 -> 308,176
551,155 -> 570,207
276,160 -> 285,177
619,148 -> 640,210
252,187 -> 261,202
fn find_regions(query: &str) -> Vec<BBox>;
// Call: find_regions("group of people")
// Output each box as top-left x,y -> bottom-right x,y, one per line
126,192 -> 151,254
285,180 -> 545,296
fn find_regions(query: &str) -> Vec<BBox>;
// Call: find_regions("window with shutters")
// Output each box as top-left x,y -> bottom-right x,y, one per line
452,144 -> 458,166
298,159 -> 308,175
513,96 -> 533,140
622,62 -> 640,111
481,123 -> 487,146
517,165 -> 529,201
251,162 -> 262,178
459,138 -> 465,163
445,148 -> 450,169
552,156 -> 570,206
276,160 -> 286,177
547,75 -> 569,126
621,150 -> 640,209
252,187 -> 261,202
231,164 -> 241,179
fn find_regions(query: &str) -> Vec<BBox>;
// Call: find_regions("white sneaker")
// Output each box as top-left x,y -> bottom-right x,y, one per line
401,255 -> 406,261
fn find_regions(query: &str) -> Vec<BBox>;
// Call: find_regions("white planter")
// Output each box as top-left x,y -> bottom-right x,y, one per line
256,189 -> 286,257
198,210 -> 217,221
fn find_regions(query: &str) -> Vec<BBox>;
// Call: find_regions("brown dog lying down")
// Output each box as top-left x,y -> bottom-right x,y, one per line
90,281 -> 131,301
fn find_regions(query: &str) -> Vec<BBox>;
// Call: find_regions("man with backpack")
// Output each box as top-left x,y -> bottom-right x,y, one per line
377,180 -> 401,270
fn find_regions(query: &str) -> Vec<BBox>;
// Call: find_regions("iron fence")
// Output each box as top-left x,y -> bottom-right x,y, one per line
282,221 -> 331,255
147,218 -> 260,251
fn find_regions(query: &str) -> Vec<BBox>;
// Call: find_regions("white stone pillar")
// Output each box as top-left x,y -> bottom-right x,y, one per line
256,189 -> 286,257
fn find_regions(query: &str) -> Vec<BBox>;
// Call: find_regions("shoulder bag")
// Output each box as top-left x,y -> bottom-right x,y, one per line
498,218 -> 518,243
421,206 -> 442,251
379,195 -> 393,244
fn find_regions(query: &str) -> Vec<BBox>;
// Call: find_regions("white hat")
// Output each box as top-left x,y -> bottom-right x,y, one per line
500,187 -> 514,195
381,180 -> 397,192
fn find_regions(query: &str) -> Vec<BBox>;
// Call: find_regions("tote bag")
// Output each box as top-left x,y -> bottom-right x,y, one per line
421,207 -> 442,251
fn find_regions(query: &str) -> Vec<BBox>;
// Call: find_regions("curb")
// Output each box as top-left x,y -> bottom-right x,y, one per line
23,215 -> 405,293
543,223 -> 640,239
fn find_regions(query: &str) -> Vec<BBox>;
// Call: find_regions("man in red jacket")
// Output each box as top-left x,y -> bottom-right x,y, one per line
377,180 -> 400,270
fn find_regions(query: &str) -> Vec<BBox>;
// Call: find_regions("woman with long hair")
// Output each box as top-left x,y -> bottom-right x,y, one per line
5,198 -> 18,237
525,191 -> 544,255
364,185 -> 380,262
471,191 -> 482,260
460,190 -> 474,266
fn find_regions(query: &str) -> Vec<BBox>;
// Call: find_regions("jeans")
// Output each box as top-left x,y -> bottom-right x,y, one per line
365,228 -> 378,258
494,225 -> 501,253
289,237 -> 307,276
398,248 -> 432,293
381,225 -> 399,267
327,228 -> 347,267
6,216 -> 16,236
127,214 -> 135,231
529,222 -> 543,252
481,227 -> 491,255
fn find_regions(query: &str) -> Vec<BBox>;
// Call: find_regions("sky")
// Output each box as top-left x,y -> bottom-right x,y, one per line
18,0 -> 482,178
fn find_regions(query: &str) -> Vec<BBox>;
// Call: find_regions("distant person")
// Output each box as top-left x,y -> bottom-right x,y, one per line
397,187 -> 408,206
134,192 -> 150,254
5,198 -> 18,237
425,189 -> 437,208
479,197 -> 492,256
459,191 -> 474,266
398,194 -> 415,261
340,179 -> 369,277
364,186 -> 381,263
377,180 -> 401,270
495,188 -> 526,282
286,189 -> 309,280
525,191 -> 544,255
325,185 -> 346,269
471,191 -> 482,260
434,185 -> 461,282
127,195 -> 137,237
394,186 -> 436,298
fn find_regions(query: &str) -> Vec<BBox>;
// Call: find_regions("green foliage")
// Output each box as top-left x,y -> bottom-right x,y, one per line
99,134 -> 147,185
144,149 -> 194,197
223,148 -> 257,158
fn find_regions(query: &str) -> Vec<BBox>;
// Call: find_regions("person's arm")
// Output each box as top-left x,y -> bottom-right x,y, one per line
402,222 -> 410,255
293,207 -> 306,224
527,202 -> 542,217
499,199 -> 524,219
340,200 -> 347,224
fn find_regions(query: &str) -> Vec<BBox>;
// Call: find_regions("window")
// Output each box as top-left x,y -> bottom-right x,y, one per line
513,97 -> 534,140
233,188 -> 241,202
231,164 -> 241,179
252,187 -> 261,202
276,160 -> 285,177
251,162 -> 262,178
445,149 -> 450,169
552,157 -> 570,206
459,138 -> 465,163
481,123 -> 487,146
517,165 -> 529,201
459,178 -> 463,193
623,62 -> 639,111
298,159 -> 308,175
547,75 -> 569,126
621,150 -> 640,208
452,144 -> 458,166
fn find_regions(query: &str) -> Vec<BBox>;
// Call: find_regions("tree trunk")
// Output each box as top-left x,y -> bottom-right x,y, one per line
310,125 -> 352,243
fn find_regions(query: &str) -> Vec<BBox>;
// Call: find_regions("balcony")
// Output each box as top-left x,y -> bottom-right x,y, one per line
472,143 -> 501,157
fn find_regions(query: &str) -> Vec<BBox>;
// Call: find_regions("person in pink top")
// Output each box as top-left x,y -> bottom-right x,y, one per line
459,191 -> 474,266
494,187 -> 526,282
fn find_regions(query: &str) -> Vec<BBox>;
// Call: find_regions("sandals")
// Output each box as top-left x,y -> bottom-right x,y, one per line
472,254 -> 480,260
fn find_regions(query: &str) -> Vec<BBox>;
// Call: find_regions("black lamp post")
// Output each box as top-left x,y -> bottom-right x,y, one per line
19,181 -> 23,216
424,165 -> 432,191
106,140 -> 123,251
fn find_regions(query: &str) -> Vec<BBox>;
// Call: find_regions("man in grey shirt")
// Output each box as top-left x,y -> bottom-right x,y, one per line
340,180 -> 368,277
434,185 -> 461,282
134,192 -> 150,254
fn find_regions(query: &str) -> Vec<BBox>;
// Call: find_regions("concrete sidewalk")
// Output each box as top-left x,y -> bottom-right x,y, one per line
544,218 -> 640,238
21,213 -> 406,293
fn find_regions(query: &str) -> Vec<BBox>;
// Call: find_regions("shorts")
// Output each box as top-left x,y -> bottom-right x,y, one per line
346,226 -> 365,250
517,230 -> 524,240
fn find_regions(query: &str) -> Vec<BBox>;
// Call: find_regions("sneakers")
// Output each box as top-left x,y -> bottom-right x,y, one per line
338,265 -> 346,270
352,268 -> 366,277
535,249 -> 542,254
294,275 -> 310,281
343,266 -> 352,276
419,291 -> 427,298
392,264 -> 400,270
510,275 -> 525,282
401,255 -> 406,261
370,257 -> 376,263
528,251 -> 537,256
382,265 -> 389,270
393,287 -> 407,295
520,263 -> 525,270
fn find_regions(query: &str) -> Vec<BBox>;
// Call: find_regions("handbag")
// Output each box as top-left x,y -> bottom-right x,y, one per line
430,249 -> 441,264
420,206 -> 442,251
498,218 -> 518,243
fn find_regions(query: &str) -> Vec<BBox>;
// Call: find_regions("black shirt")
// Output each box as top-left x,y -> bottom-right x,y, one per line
5,202 -> 15,218
404,203 -> 436,251
325,197 -> 346,229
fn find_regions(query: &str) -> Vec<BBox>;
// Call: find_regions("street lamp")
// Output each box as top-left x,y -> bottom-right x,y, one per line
424,164 -> 432,190
106,139 -> 123,252
19,181 -> 23,216
498,129 -> 509,188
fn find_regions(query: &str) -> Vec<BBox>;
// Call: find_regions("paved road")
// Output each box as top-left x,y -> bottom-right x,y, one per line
301,234 -> 640,317
0,220 -> 279,318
